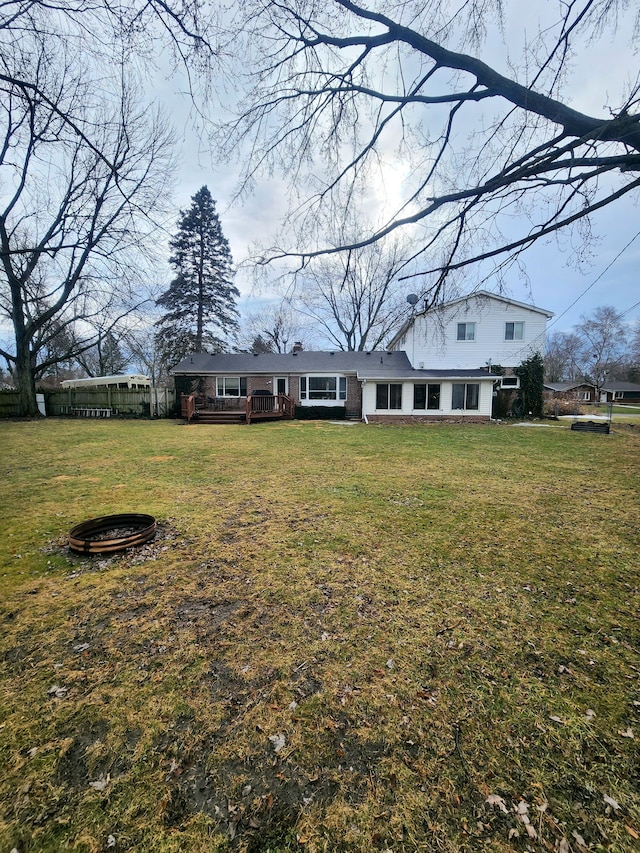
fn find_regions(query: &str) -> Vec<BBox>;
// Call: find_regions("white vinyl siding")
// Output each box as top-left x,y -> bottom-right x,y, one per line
362,379 -> 493,418
407,295 -> 549,370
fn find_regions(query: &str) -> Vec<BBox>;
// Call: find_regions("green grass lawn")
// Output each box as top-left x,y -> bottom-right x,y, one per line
1,418 -> 639,852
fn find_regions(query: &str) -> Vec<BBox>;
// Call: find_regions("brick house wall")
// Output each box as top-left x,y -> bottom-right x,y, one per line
204,373 -> 360,409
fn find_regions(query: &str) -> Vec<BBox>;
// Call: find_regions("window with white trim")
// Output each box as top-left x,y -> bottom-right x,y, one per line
500,376 -> 520,389
376,383 -> 402,410
216,376 -> 247,396
457,322 -> 476,341
414,383 -> 441,409
299,376 -> 347,400
451,383 -> 479,410
505,321 -> 524,341
427,384 -> 441,409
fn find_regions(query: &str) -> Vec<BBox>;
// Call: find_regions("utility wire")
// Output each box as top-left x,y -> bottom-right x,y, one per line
545,228 -> 640,333
509,228 -> 640,361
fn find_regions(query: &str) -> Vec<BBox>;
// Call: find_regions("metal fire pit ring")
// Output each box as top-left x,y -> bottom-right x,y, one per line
69,513 -> 157,554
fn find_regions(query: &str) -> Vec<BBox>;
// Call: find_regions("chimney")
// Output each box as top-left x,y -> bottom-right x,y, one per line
292,341 -> 303,353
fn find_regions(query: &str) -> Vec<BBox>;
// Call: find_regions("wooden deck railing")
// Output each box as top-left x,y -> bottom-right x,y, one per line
181,393 -> 198,423
246,393 -> 295,424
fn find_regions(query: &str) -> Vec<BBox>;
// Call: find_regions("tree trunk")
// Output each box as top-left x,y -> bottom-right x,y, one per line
14,340 -> 39,417
9,280 -> 40,417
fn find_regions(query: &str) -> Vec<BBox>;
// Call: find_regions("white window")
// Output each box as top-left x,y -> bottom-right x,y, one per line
413,383 -> 441,410
579,391 -> 591,401
505,321 -> 524,341
376,383 -> 402,410
452,383 -> 479,410
457,322 -> 476,341
300,376 -> 347,401
216,377 -> 247,396
500,376 -> 520,389
614,391 -> 624,400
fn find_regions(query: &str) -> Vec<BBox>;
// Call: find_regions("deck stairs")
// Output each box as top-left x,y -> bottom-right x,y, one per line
189,410 -> 246,425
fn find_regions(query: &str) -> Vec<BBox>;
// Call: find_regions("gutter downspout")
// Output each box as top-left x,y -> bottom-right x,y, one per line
361,377 -> 368,423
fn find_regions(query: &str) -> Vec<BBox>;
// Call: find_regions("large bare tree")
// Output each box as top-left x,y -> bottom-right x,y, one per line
0,1 -> 219,415
0,35 -> 174,414
576,305 -> 629,395
224,0 -> 640,296
239,303 -> 313,353
545,306 -> 630,391
285,238 -> 411,350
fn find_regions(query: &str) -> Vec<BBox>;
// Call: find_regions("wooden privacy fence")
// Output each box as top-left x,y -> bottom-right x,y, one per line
49,387 -> 176,418
0,392 -> 21,418
0,388 -> 176,418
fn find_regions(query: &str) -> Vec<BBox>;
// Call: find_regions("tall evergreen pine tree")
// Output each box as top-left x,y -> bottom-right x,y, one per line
155,187 -> 239,367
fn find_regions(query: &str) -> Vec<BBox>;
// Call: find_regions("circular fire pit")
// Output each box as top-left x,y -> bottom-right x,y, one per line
68,513 -> 157,554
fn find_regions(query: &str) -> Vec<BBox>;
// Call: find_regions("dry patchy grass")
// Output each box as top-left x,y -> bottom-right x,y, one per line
0,418 -> 639,852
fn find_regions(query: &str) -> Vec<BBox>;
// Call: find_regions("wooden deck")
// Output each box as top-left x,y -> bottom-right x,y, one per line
181,393 -> 295,425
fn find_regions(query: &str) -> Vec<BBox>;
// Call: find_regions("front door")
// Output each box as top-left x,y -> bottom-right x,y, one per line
275,377 -> 288,395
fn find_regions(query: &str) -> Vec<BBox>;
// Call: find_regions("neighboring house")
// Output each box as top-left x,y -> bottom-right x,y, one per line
389,290 -> 553,387
544,381 -> 640,404
600,382 -> 640,404
171,291 -> 552,423
544,382 -> 597,403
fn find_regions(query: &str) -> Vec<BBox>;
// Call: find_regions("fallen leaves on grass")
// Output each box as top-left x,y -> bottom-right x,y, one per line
88,774 -> 109,792
486,793 -> 508,813
268,733 -> 286,753
603,793 -> 621,811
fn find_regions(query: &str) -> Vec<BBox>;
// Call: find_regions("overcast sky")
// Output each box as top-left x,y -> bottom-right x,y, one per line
154,1 -> 640,341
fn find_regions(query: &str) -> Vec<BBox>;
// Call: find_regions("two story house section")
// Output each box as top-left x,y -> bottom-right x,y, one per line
389,291 -> 553,375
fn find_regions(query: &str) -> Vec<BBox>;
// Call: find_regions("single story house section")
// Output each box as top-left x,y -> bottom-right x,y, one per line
171,350 -> 497,422
601,382 -> 640,404
544,382 -> 596,403
545,381 -> 640,404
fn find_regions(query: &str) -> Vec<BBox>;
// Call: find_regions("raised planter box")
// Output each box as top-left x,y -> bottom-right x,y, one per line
570,420 -> 610,434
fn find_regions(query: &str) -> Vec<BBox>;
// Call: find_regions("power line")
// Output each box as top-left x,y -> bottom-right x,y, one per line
618,298 -> 640,320
509,228 -> 640,360
545,229 -> 640,333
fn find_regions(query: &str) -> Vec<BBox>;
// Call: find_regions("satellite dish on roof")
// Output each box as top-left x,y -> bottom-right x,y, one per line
406,293 -> 419,306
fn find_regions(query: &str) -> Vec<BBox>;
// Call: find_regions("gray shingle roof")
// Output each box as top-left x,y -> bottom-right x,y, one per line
172,350 -> 410,375
544,382 -> 593,392
602,381 -> 640,392
171,350 -> 496,381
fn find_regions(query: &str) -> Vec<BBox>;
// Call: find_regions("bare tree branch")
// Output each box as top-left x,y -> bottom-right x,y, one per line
225,0 -> 640,293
